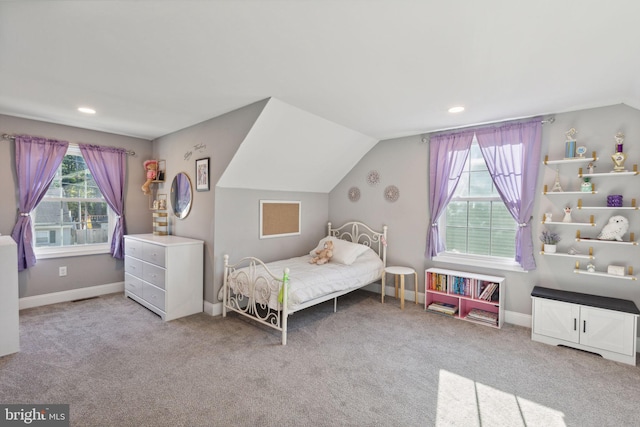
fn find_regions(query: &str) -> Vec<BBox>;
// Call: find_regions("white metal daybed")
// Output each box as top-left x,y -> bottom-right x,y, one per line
221,221 -> 387,345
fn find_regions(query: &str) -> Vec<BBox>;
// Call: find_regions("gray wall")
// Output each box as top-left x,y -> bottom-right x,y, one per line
152,100 -> 268,304
7,102 -> 640,323
0,114 -> 152,298
213,188 -> 329,301
329,133 -> 428,283
330,103 -> 640,318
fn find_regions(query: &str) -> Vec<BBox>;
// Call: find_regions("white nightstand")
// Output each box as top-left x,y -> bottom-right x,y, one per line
381,266 -> 418,310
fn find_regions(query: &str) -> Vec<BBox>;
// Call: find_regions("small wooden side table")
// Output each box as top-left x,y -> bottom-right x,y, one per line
381,266 -> 418,310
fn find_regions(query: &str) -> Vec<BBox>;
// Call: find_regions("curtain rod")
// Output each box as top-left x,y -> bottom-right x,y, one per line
1,133 -> 136,156
422,116 -> 555,142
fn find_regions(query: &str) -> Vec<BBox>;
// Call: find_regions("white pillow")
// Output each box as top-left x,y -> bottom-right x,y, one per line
309,236 -> 370,265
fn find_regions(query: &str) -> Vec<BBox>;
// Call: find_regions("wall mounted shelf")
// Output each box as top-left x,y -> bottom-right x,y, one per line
576,198 -> 637,210
575,230 -> 637,246
540,251 -> 594,260
151,159 -> 167,183
544,153 -> 597,165
578,164 -> 638,178
542,220 -> 596,227
542,147 -> 638,278
543,189 -> 598,195
573,263 -> 636,280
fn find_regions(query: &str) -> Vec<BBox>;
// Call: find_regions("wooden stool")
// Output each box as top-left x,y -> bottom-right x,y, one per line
381,266 -> 418,310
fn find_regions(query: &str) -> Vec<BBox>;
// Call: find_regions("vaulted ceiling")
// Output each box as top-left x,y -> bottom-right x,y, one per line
1,1 -> 639,142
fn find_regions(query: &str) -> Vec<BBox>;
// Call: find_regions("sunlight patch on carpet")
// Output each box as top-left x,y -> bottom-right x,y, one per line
435,369 -> 566,427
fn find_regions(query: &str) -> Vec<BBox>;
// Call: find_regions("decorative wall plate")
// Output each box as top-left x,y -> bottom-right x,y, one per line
384,185 -> 399,202
367,170 -> 380,186
348,186 -> 361,202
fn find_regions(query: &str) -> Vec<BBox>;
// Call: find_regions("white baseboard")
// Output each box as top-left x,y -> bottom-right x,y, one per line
19,282 -> 125,310
373,283 -> 533,328
204,287 -> 640,349
505,310 -> 532,328
204,300 -> 223,317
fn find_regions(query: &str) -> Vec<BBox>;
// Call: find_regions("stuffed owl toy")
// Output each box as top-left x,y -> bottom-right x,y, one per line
597,215 -> 629,241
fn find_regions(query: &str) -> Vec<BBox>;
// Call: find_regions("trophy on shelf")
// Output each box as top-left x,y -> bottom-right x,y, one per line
611,132 -> 627,172
565,128 -> 578,159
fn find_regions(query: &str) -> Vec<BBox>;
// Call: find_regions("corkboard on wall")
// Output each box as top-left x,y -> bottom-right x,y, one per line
260,200 -> 301,238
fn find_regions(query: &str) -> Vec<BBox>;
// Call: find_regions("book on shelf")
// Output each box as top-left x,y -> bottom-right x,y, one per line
427,272 -> 474,297
465,308 -> 498,325
478,282 -> 498,301
427,302 -> 458,316
476,281 -> 500,301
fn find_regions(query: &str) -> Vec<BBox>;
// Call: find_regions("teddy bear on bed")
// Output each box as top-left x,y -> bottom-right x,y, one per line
310,240 -> 334,265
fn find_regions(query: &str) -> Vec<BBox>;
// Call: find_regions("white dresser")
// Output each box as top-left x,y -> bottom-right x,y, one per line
124,234 -> 203,321
0,236 -> 19,357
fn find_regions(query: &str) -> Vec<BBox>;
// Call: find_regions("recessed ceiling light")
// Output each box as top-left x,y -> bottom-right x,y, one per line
78,107 -> 96,114
448,106 -> 465,113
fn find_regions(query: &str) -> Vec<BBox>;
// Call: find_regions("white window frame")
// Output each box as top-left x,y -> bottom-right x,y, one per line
433,141 -> 525,272
33,144 -> 114,259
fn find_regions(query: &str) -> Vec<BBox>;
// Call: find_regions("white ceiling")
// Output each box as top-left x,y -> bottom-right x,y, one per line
1,1 -> 640,142
217,98 -> 378,192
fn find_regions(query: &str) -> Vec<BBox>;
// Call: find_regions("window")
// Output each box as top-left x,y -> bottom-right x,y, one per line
33,144 -> 113,258
440,140 -> 517,261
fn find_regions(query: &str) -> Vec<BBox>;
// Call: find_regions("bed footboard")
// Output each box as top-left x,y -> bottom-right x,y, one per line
222,255 -> 290,345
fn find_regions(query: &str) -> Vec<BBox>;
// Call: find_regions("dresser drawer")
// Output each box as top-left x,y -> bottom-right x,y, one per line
142,243 -> 166,267
124,256 -> 143,277
124,273 -> 143,297
125,239 -> 143,259
143,262 -> 166,289
142,283 -> 166,311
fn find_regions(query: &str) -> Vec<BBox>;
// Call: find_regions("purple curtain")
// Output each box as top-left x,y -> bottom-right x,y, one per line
79,144 -> 127,259
425,129 -> 475,258
11,135 -> 69,271
475,118 -> 542,270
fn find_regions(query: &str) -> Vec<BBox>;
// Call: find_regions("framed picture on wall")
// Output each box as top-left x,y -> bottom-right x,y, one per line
195,157 -> 210,191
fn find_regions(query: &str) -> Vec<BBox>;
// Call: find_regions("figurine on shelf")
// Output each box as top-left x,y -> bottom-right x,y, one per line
587,262 -> 596,273
141,160 -> 158,195
551,168 -> 563,192
152,199 -> 159,210
597,215 -> 629,241
587,162 -> 596,175
563,206 -> 572,222
158,199 -> 166,210
611,132 -> 627,172
580,177 -> 592,192
544,212 -> 553,222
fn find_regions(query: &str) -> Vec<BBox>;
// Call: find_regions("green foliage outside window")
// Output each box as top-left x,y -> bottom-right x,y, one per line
34,149 -> 109,248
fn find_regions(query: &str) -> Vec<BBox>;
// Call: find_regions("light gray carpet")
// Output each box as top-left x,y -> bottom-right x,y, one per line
1,291 -> 639,427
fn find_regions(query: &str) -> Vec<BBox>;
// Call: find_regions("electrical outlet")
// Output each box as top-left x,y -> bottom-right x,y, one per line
59,266 -> 67,277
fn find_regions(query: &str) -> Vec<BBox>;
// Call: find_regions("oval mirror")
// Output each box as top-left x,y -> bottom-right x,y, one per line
170,172 -> 193,219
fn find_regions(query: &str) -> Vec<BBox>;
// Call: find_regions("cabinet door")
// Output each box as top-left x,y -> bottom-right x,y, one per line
580,306 -> 636,356
533,298 -> 580,343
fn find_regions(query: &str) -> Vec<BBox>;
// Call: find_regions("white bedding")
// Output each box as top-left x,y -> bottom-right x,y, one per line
221,248 -> 384,311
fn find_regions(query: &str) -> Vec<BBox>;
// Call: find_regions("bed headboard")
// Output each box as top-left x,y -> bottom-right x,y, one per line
328,221 -> 387,267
